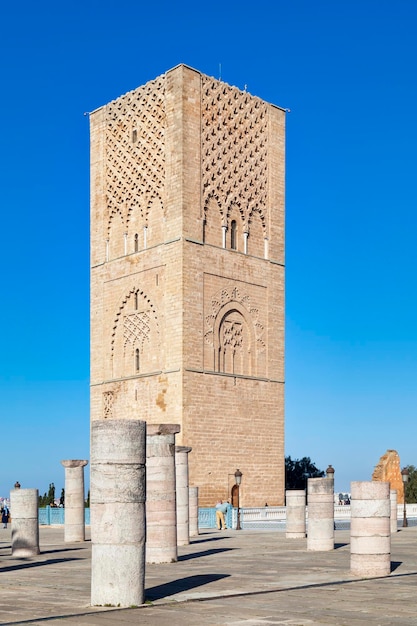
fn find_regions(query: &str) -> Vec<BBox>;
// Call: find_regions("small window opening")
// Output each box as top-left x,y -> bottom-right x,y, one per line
132,129 -> 137,143
134,292 -> 138,310
135,348 -> 140,372
231,220 -> 237,250
134,233 -> 139,252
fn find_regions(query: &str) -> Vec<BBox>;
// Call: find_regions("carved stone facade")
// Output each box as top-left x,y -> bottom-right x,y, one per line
90,65 -> 285,506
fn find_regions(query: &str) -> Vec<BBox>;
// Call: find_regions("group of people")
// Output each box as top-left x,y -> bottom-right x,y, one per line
215,499 -> 230,530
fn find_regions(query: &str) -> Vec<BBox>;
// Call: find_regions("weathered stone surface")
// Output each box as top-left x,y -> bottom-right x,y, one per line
372,449 -> 404,503
307,477 -> 334,551
90,64 -> 286,507
350,480 -> 391,577
286,490 -> 306,538
146,423 -> 179,563
10,488 -> 40,557
176,446 -> 192,546
189,486 -> 199,538
90,419 -> 146,607
61,460 -> 88,542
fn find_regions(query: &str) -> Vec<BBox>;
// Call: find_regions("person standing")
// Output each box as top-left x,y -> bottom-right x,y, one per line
215,500 -> 229,530
2,504 -> 9,529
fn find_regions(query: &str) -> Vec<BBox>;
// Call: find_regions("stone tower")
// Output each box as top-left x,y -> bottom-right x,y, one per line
90,65 -> 285,506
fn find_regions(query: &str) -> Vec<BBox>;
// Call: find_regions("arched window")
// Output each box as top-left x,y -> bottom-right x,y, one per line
134,233 -> 139,252
135,348 -> 140,372
230,220 -> 237,250
134,292 -> 138,310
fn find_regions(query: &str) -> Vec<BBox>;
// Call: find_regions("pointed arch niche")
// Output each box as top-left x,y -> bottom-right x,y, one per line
110,288 -> 161,379
214,304 -> 255,376
204,286 -> 265,377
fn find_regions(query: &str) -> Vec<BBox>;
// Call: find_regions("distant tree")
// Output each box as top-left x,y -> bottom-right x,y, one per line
60,488 -> 65,507
285,456 -> 325,491
85,489 -> 90,508
39,492 -> 48,507
404,465 -> 417,503
38,483 -> 57,507
48,483 -> 55,505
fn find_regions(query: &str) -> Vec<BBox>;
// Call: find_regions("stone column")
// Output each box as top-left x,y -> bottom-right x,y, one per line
61,460 -> 88,542
307,477 -> 334,551
175,446 -> 192,546
390,489 -> 397,534
286,490 -> 306,538
189,486 -> 199,538
146,423 -> 180,564
350,481 -> 391,577
91,419 -> 146,607
10,488 -> 39,557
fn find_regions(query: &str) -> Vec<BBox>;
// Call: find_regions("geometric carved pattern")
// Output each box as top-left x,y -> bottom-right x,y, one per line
105,75 -> 166,233
222,319 -> 243,350
111,288 -> 159,355
204,286 -> 265,353
123,311 -> 151,353
103,391 -> 114,419
201,76 -> 268,235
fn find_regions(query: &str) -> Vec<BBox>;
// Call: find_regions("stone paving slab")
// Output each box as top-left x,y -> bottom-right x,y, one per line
0,526 -> 416,625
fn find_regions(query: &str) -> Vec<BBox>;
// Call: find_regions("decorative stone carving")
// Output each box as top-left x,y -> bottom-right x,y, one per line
204,286 -> 265,376
201,76 -> 268,241
105,76 -> 166,233
372,450 -> 404,504
103,391 -> 114,418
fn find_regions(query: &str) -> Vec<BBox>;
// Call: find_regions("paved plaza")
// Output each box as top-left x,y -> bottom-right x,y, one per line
0,525 -> 416,625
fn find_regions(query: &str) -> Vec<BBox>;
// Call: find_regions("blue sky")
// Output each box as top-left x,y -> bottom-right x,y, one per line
0,0 -> 416,496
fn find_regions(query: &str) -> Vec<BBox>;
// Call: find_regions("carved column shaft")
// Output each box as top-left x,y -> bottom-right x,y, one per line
146,424 -> 180,563
90,420 -> 146,607
175,446 -> 192,546
307,477 -> 334,551
10,488 -> 40,557
61,459 -> 88,542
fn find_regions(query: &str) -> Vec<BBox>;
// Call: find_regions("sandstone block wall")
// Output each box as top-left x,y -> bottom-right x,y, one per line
90,64 -> 286,506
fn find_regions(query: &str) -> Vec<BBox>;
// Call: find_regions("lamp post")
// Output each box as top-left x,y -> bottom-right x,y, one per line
234,469 -> 242,531
401,467 -> 409,528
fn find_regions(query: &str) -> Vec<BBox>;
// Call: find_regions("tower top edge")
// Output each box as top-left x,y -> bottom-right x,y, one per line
89,63 -> 287,115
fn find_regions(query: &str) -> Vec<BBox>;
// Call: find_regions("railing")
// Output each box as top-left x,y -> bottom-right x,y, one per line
36,504 -> 417,528
198,504 -> 417,530
38,507 -> 90,525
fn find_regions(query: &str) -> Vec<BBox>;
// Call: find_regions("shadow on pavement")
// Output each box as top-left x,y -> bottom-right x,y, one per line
146,573 -> 230,600
190,535 -> 229,544
0,558 -> 83,573
178,548 -> 235,561
391,561 -> 402,572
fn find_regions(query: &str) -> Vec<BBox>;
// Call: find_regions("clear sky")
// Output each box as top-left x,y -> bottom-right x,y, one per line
1,0 -> 416,496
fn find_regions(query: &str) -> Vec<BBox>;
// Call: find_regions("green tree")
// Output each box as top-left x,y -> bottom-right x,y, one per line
38,483 -> 57,507
47,483 -> 55,505
404,465 -> 417,503
285,456 -> 325,491
85,489 -> 90,508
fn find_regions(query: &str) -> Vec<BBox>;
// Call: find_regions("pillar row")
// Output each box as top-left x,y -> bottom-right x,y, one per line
10,488 -> 40,557
390,489 -> 397,534
286,490 -> 306,538
146,423 -> 180,564
175,446 -> 192,546
189,486 -> 199,538
90,419 -> 146,607
61,459 -> 88,542
307,477 -> 334,551
350,480 -> 391,577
